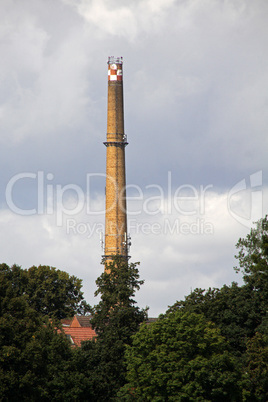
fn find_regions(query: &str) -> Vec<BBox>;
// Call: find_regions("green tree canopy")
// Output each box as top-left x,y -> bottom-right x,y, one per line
235,215 -> 268,291
0,265 -> 90,400
0,263 -> 90,319
242,332 -> 268,402
76,256 -> 148,401
120,311 -> 241,401
90,256 -> 147,338
167,283 -> 264,355
167,217 -> 268,355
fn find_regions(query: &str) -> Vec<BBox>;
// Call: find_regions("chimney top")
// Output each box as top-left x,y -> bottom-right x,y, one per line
108,56 -> 123,65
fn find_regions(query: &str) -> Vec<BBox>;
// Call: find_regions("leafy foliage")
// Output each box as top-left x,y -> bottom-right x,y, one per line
78,256 -> 148,401
234,215 -> 268,283
0,258 -> 146,400
0,265 -> 90,400
242,332 -> 268,402
167,217 -> 268,356
120,311 -> 241,401
0,263 -> 90,319
91,256 -> 147,337
165,217 -> 268,400
167,283 -> 264,355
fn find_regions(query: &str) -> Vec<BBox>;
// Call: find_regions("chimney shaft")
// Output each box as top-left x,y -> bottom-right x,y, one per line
103,57 -> 129,261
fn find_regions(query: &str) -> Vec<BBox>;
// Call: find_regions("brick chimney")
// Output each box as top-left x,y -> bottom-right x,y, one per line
103,57 -> 130,263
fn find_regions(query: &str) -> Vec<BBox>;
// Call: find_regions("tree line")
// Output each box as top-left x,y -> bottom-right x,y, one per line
1,216 -> 268,401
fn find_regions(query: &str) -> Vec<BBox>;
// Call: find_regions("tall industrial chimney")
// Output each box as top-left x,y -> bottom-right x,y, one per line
103,56 -> 130,262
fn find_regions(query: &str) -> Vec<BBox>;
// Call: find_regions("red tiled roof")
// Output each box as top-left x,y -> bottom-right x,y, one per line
60,315 -> 156,346
61,327 -> 97,347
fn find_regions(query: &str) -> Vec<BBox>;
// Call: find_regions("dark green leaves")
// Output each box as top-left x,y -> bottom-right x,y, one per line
85,256 -> 147,400
0,263 -> 90,319
0,263 -> 92,400
121,312 -> 241,401
235,215 -> 268,287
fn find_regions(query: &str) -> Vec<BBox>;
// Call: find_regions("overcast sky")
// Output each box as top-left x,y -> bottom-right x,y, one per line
1,0 -> 268,316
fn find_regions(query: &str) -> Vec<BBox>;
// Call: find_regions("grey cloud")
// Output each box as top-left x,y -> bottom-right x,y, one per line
0,0 -> 267,315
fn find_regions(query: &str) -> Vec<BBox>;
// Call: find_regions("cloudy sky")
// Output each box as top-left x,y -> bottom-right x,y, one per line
1,0 -> 268,316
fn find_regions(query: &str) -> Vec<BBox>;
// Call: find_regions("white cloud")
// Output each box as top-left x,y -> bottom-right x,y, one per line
66,0 -> 178,41
78,0 -> 136,38
1,183 -> 267,316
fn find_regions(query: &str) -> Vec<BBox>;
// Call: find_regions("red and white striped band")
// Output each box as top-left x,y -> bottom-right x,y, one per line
108,63 -> 123,81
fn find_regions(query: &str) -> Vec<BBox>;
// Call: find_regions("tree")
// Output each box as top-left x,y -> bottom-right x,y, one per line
90,256 -> 147,337
164,217 -> 268,400
242,332 -> 268,401
0,269 -> 87,400
167,283 -> 264,355
0,263 -> 90,319
166,217 -> 268,355
78,256 -> 147,401
235,215 -> 268,292
120,311 -> 241,401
